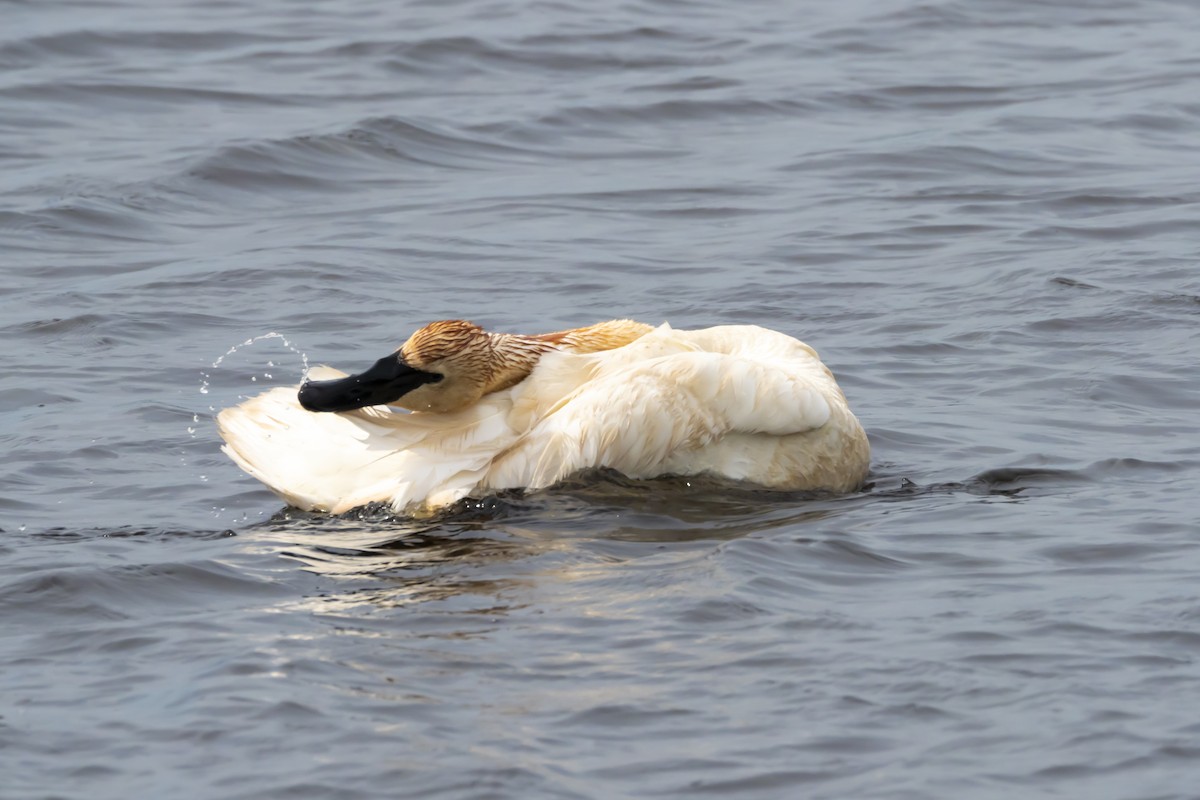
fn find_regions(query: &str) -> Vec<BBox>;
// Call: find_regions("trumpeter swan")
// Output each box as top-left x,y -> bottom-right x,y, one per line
217,320 -> 869,514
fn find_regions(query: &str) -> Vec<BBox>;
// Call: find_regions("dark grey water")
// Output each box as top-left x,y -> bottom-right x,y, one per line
3,0 -> 1200,797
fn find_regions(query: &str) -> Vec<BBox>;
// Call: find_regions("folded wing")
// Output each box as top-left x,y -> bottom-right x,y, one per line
484,326 -> 834,491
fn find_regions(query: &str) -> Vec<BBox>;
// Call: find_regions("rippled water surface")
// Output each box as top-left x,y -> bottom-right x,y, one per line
3,0 -> 1200,797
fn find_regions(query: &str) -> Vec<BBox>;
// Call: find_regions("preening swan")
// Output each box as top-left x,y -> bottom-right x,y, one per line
217,320 -> 870,514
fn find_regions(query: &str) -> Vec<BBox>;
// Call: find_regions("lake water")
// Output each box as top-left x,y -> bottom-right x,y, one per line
2,0 -> 1199,797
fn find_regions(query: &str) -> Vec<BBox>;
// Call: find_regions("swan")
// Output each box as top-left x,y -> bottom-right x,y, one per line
216,320 -> 869,514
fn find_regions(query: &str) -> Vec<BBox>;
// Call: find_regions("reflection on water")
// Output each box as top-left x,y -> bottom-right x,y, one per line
234,467 -> 1069,616
235,473 -> 845,615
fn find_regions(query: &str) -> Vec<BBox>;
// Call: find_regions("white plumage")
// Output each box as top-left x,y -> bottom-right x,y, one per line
217,322 -> 869,514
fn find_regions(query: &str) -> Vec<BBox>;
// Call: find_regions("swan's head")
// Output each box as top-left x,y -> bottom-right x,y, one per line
298,320 -> 508,414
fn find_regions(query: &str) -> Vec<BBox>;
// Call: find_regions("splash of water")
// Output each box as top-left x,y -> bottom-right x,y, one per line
199,331 -> 310,403
195,331 -> 310,427
193,332 -> 311,520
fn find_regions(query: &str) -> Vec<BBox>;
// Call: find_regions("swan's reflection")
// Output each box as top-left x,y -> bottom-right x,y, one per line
239,505 -> 541,613
236,472 -> 854,613
224,463 -> 1064,626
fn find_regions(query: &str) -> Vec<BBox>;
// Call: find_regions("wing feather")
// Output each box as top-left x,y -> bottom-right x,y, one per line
217,386 -> 518,513
484,339 -> 832,491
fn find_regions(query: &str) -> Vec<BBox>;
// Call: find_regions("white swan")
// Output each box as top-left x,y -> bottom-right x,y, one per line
217,320 -> 869,514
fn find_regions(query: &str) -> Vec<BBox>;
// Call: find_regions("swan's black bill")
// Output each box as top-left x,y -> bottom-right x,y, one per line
298,354 -> 442,412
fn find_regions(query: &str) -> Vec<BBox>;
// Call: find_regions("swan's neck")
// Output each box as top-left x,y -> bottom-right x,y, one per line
482,320 -> 654,395
481,333 -> 556,394
534,319 -> 655,354
399,319 -> 655,413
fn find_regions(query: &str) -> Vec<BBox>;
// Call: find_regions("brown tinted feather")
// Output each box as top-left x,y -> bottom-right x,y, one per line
400,320 -> 486,367
533,319 -> 653,354
393,319 -> 653,412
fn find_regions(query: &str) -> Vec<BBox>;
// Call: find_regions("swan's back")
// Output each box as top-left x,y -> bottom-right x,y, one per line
488,325 -> 865,493
217,323 -> 869,513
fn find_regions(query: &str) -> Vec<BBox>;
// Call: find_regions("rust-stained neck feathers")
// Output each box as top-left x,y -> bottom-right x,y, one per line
392,319 -> 653,413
